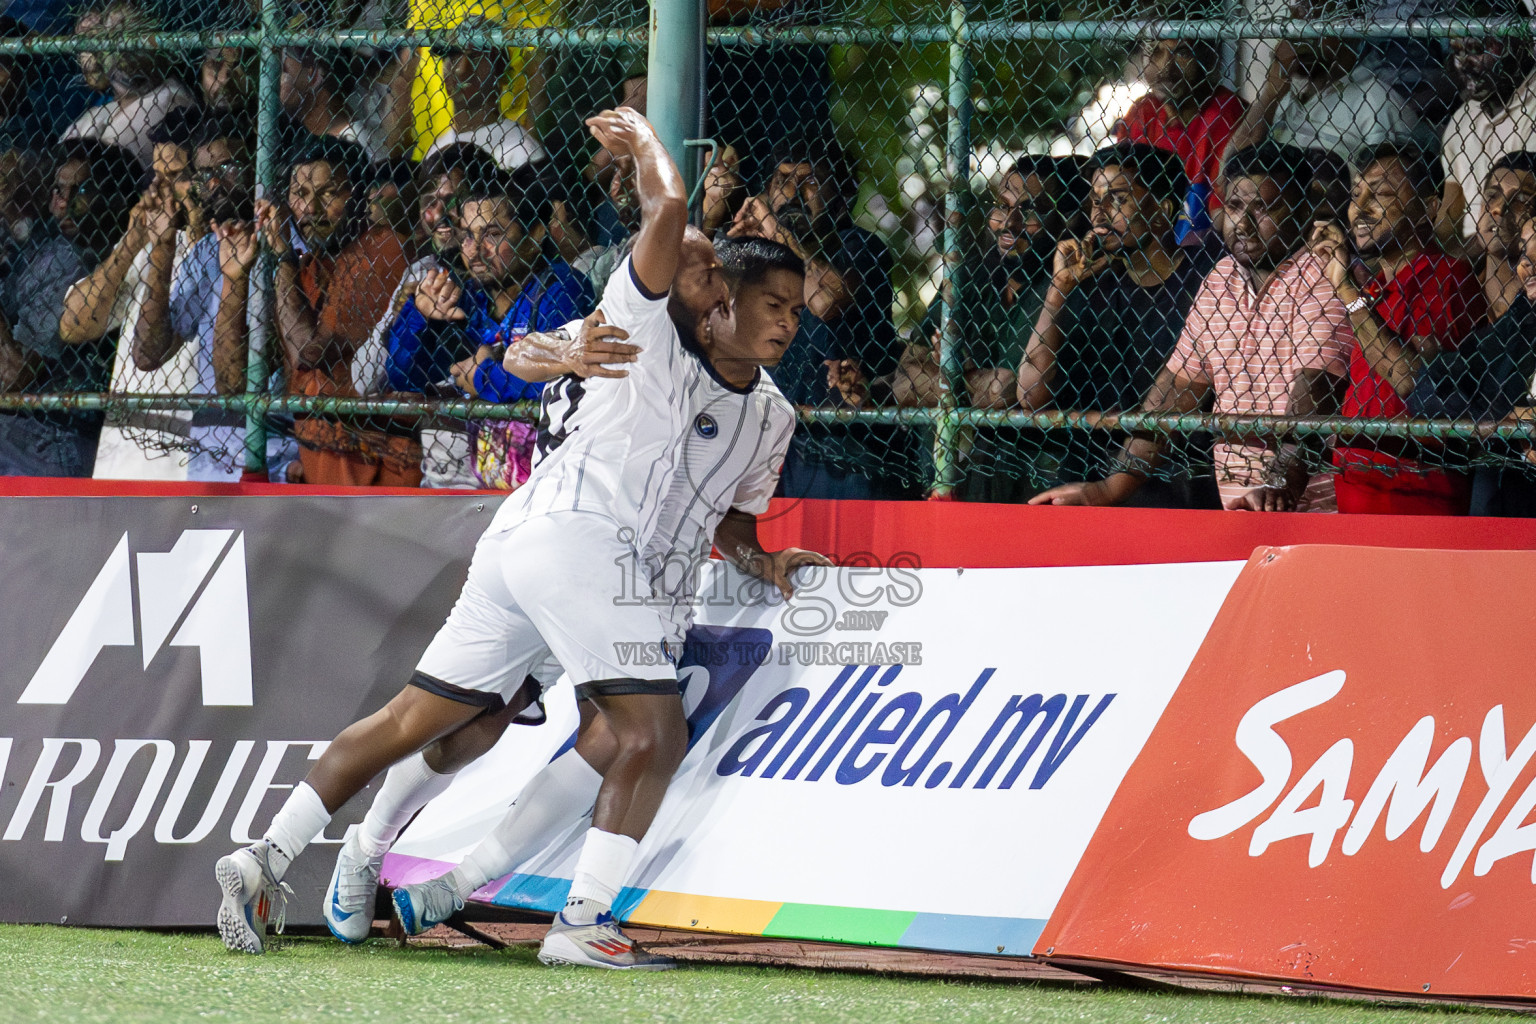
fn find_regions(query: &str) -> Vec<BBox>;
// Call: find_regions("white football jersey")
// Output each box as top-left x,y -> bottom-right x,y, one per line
489,257 -> 691,546
641,364 -> 795,645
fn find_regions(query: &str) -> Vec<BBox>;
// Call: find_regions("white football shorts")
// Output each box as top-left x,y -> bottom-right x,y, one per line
411,510 -> 677,709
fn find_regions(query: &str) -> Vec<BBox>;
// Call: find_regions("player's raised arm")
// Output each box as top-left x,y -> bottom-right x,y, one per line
585,107 -> 688,298
502,311 -> 640,383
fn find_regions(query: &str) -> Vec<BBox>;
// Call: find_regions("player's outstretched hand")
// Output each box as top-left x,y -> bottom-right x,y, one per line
585,107 -> 655,159
566,310 -> 640,378
758,548 -> 835,601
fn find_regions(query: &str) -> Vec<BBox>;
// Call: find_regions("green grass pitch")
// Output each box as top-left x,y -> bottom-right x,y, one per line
0,925 -> 1526,1024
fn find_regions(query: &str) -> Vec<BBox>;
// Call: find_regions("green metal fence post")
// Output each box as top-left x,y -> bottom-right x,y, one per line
245,0 -> 281,477
647,0 -> 705,194
930,0 -> 973,498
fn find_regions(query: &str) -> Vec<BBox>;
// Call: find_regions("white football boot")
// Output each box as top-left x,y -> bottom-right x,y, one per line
538,911 -> 676,970
214,843 -> 293,955
322,837 -> 382,944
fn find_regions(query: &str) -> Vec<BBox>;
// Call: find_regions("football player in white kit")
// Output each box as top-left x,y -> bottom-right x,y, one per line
367,237 -> 826,953
211,109 -> 778,968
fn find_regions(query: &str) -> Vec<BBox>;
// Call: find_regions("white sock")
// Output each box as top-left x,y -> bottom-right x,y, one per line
449,751 -> 603,898
354,753 -> 456,858
261,782 -> 331,881
563,827 -> 638,925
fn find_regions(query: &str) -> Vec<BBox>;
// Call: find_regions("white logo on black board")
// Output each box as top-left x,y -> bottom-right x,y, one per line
18,530 -> 253,707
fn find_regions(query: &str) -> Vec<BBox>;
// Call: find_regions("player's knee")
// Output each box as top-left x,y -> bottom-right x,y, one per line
615,713 -> 686,774
612,716 -> 679,766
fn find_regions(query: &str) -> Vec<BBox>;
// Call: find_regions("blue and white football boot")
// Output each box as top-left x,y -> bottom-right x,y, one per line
322,837 -> 381,944
390,876 -> 465,936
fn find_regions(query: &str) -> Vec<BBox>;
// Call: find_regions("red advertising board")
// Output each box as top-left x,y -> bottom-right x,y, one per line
1036,544 -> 1536,998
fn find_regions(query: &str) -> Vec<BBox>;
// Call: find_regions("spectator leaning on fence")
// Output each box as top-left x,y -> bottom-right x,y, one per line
1113,36 -> 1245,238
130,117 -> 259,482
1015,143 -> 1220,508
1223,4 -> 1419,166
421,16 -> 548,174
0,140 -> 140,476
959,155 -> 1090,502
1032,143 -> 1354,512
62,0 -> 194,168
1405,212 -> 1536,515
1437,4 -> 1536,253
825,156 -> 1092,502
392,166 -> 591,489
261,139 -> 412,486
915,155 -> 1092,412
1311,142 -> 1487,515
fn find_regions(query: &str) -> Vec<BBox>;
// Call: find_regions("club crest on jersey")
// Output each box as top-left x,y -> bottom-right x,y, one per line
694,413 -> 718,438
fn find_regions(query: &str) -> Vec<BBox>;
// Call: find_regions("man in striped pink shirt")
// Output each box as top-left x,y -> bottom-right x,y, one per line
1032,143 -> 1353,511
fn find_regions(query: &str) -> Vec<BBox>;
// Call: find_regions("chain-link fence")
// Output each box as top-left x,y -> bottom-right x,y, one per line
1,0 -> 1535,513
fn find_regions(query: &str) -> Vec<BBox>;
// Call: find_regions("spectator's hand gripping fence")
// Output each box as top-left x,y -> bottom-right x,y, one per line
1,0 -> 1535,511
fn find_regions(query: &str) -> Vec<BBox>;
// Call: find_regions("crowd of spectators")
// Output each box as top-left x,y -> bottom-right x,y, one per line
2,0 -> 1536,515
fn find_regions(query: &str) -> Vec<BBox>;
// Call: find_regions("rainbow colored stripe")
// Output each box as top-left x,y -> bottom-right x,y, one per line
382,854 -> 1044,956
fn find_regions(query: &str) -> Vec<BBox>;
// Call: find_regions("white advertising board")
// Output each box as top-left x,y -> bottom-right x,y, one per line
386,559 -> 1243,954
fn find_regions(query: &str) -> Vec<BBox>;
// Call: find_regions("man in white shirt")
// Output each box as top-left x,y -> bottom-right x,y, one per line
1438,27 -> 1536,252
61,108 -> 202,480
132,122 -> 259,482
62,0 -> 195,168
421,17 -> 548,173
1223,16 -> 1420,168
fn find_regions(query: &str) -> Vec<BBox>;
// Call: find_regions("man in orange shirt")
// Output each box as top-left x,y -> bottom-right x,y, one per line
255,140 -> 413,485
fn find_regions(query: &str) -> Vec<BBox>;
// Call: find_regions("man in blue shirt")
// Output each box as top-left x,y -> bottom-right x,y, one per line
131,116 -> 256,481
388,167 -> 592,486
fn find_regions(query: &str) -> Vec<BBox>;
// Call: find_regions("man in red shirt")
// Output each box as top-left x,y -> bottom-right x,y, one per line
1114,37 -> 1245,236
1310,142 -> 1487,514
